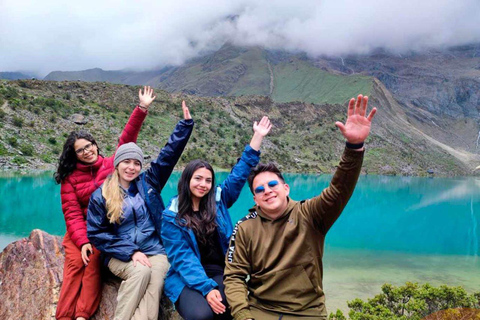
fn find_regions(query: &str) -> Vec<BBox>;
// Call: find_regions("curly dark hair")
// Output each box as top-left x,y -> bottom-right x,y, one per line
247,162 -> 286,194
176,159 -> 217,246
53,131 -> 99,184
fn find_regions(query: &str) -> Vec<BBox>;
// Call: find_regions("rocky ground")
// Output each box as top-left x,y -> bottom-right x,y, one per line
0,230 -> 181,320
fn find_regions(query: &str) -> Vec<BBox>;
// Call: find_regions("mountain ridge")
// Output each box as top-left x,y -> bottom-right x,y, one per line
0,79 -> 477,176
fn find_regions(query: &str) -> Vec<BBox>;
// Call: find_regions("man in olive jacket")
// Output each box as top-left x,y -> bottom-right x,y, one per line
224,95 -> 377,320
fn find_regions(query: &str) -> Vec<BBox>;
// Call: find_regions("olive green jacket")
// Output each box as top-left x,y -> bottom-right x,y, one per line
224,148 -> 364,320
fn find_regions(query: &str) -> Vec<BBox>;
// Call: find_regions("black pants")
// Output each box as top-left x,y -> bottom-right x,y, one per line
175,264 -> 232,320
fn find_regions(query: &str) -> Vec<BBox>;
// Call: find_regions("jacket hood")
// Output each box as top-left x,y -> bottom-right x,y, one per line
163,196 -> 179,220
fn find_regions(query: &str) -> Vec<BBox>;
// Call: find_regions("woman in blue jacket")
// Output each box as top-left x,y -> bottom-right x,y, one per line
161,116 -> 271,320
86,102 -> 193,320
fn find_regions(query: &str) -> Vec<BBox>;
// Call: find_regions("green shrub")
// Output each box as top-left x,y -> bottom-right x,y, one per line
48,137 -> 57,145
7,137 -> 18,147
328,282 -> 480,320
12,156 -> 27,165
0,86 -> 19,99
13,116 -> 23,127
0,143 -> 9,156
20,144 -> 34,156
0,109 -> 6,119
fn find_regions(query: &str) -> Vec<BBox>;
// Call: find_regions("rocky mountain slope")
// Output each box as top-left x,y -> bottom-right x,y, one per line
43,44 -> 480,163
0,79 -> 476,176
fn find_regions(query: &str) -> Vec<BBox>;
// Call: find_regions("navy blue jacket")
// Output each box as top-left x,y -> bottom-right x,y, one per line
161,145 -> 260,303
87,119 -> 193,263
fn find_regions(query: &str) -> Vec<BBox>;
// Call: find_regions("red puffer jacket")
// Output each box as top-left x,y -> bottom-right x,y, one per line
60,106 -> 147,248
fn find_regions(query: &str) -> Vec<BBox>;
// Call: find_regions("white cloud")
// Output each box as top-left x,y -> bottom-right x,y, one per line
1,0 -> 479,76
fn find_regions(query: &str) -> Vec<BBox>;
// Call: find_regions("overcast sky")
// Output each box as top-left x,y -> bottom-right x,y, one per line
1,0 -> 480,76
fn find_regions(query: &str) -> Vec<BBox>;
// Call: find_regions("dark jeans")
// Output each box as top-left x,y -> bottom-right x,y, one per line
175,264 -> 232,320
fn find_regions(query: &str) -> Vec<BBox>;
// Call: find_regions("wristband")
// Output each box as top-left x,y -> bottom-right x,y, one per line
346,141 -> 364,149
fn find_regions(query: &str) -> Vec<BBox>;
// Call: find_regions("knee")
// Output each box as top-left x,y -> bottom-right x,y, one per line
131,264 -> 152,282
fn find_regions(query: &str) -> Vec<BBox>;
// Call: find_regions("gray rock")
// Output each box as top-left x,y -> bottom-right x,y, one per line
70,114 -> 88,125
0,230 -> 181,320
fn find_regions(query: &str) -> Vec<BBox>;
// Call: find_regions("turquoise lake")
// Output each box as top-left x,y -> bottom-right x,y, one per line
1,173 -> 479,313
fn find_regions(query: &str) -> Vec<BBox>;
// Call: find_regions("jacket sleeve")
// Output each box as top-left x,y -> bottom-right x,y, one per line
116,106 -> 148,150
302,147 -> 364,234
87,189 -> 139,261
224,225 -> 253,320
161,214 -> 218,297
61,179 -> 89,248
220,145 -> 260,208
146,119 -> 194,192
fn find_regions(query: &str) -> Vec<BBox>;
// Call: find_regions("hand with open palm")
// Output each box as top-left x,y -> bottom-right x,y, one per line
335,94 -> 376,145
138,86 -> 156,110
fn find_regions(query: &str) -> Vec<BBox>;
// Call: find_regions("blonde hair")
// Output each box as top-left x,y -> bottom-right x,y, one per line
102,170 -> 125,224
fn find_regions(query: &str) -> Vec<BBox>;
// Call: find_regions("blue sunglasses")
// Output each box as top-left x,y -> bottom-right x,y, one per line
254,180 -> 280,194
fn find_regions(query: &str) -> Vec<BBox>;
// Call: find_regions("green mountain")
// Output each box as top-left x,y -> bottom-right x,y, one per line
0,79 -> 475,176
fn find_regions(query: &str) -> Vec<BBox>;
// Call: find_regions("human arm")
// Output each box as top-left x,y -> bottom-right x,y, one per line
161,209 -> 218,297
224,225 -> 253,320
303,95 -> 375,233
220,117 -> 271,207
113,86 -> 155,151
146,101 -> 193,192
86,189 -> 139,261
60,179 -> 90,248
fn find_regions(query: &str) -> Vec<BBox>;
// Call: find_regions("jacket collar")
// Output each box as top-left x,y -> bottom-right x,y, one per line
252,196 -> 297,221
75,155 -> 105,172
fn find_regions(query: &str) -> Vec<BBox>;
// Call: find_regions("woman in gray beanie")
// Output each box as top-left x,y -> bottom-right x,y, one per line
87,102 -> 193,320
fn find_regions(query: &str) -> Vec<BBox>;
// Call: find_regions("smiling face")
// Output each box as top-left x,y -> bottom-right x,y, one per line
117,159 -> 141,188
252,171 -> 290,219
189,167 -> 213,203
74,138 -> 98,164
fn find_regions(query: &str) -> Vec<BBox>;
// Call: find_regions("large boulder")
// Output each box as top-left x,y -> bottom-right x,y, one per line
0,229 -> 181,320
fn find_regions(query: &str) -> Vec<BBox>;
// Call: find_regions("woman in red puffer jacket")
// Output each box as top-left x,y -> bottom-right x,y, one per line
53,87 -> 155,320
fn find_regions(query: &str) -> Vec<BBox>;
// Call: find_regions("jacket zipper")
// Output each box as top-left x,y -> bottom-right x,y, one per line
90,166 -> 99,188
128,197 -> 138,244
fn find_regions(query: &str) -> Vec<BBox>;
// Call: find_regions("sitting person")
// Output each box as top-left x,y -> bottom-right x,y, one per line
86,101 -> 193,320
54,86 -> 154,320
161,116 -> 272,320
224,95 -> 377,320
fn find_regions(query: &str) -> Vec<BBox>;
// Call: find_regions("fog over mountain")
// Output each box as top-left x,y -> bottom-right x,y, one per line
1,0 -> 480,76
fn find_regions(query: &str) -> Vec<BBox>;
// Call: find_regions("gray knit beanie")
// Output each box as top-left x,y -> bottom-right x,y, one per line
114,142 -> 144,168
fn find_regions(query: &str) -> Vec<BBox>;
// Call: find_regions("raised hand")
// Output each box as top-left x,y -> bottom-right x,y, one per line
253,116 -> 272,137
206,289 -> 226,314
132,251 -> 152,268
249,116 -> 272,151
182,100 -> 191,120
138,86 -> 156,110
335,94 -> 376,144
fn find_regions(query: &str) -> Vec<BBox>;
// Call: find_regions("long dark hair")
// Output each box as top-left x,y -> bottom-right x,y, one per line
176,160 -> 217,245
54,131 -> 98,184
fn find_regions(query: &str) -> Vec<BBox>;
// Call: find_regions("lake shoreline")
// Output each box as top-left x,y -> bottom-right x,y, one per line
0,167 -> 475,178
